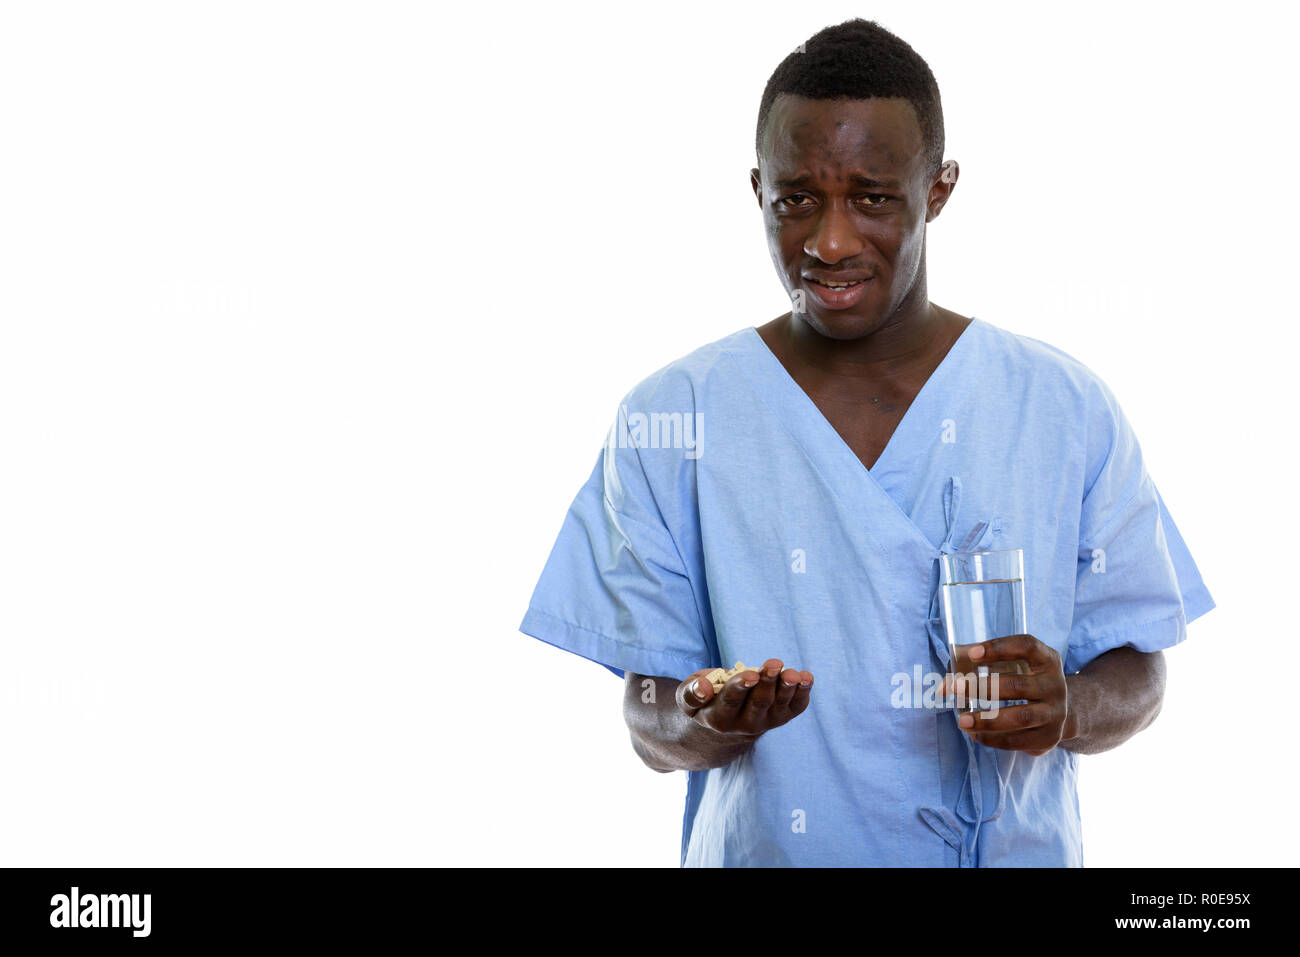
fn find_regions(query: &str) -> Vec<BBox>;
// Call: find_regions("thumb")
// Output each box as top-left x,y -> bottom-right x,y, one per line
680,673 -> 714,712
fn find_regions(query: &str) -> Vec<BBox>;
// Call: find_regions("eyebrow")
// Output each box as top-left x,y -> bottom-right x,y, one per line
773,173 -> 902,190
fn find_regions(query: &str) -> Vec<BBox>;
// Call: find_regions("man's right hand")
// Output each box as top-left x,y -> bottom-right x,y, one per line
676,658 -> 813,737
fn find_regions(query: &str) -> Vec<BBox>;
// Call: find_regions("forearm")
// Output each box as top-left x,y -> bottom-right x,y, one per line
1060,647 -> 1166,755
624,673 -> 758,772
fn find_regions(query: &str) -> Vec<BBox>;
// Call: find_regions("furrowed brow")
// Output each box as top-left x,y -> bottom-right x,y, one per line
771,173 -> 902,190
848,174 -> 901,189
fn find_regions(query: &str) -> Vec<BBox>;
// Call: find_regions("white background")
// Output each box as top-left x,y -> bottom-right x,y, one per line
0,0 -> 1294,866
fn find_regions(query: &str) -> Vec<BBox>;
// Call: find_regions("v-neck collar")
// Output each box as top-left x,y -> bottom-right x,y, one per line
747,316 -> 981,474
729,316 -> 984,552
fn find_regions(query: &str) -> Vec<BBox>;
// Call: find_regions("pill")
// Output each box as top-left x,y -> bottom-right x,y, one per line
708,661 -> 759,693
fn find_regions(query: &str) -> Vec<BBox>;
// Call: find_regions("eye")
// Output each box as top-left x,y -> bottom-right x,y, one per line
859,194 -> 890,207
778,194 -> 813,209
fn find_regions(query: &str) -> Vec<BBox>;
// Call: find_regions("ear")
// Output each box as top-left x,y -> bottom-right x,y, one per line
926,160 -> 959,222
750,167 -> 763,208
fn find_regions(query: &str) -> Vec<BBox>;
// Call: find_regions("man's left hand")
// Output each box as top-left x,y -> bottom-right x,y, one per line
949,634 -> 1069,756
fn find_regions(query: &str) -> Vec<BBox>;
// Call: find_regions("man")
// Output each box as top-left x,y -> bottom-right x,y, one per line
520,19 -> 1213,866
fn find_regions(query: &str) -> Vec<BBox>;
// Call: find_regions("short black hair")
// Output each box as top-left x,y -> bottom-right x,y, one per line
756,19 -> 945,176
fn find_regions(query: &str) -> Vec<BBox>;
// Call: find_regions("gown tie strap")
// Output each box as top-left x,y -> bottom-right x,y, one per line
918,475 -> 1012,866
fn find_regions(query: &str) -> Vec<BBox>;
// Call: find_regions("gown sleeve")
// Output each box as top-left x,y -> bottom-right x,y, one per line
1064,380 -> 1215,674
520,406 -> 714,681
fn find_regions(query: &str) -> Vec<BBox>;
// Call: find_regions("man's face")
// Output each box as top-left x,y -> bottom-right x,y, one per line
752,95 -> 953,340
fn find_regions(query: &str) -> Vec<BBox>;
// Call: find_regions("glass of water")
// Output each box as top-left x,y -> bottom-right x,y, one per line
940,548 -> 1028,712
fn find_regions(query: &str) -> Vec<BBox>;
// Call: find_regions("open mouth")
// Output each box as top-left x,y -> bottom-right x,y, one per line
802,275 -> 873,310
806,278 -> 868,289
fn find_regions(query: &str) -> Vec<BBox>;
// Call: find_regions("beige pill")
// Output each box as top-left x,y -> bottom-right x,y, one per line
709,661 -> 761,692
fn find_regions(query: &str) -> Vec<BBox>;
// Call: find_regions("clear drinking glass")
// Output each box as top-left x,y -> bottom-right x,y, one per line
940,548 -> 1028,712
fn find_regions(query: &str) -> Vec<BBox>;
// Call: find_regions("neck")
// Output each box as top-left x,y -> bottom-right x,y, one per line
784,284 -> 946,381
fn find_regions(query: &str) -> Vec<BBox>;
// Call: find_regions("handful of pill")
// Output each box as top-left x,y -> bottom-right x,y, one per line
703,661 -> 761,694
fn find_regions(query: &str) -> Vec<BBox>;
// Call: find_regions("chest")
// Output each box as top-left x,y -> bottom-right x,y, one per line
805,388 -> 918,472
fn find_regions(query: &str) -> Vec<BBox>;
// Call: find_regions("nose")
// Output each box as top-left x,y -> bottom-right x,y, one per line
803,202 -> 864,265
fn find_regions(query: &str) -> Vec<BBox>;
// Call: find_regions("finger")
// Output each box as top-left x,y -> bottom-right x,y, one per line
942,671 -> 991,700
950,670 -> 1057,703
946,653 -> 1030,682
969,634 -> 1060,671
771,668 -> 802,711
739,660 -> 784,721
982,670 -> 1056,702
957,703 -> 1054,734
702,662 -> 769,713
943,669 -> 1022,707
734,660 -> 790,732
787,671 -> 814,717
677,672 -> 715,716
711,668 -> 762,713
966,727 -> 1059,752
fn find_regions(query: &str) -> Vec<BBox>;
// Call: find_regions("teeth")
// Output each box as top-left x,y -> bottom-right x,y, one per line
813,280 -> 859,288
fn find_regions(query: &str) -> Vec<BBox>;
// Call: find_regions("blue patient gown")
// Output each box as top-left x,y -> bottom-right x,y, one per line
519,317 -> 1215,867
